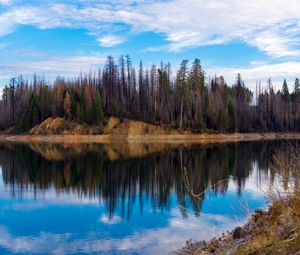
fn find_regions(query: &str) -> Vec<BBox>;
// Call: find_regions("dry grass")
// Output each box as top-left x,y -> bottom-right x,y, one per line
1,117 -> 300,144
29,117 -> 104,135
237,144 -> 300,255
105,116 -> 181,135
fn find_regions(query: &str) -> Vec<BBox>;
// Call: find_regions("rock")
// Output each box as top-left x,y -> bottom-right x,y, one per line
185,238 -> 194,249
232,226 -> 246,239
207,237 -> 218,252
193,240 -> 207,249
195,250 -> 210,255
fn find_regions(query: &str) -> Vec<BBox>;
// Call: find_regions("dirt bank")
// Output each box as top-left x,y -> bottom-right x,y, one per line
1,117 -> 300,144
0,132 -> 300,144
170,194 -> 300,255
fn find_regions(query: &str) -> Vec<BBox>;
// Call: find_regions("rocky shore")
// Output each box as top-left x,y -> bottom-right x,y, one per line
170,196 -> 300,255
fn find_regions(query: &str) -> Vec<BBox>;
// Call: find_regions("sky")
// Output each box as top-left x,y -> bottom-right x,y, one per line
1,0 -> 300,92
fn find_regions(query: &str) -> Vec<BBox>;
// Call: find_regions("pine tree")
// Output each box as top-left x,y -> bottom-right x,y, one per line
94,91 -> 104,124
83,85 -> 92,124
39,85 -> 51,121
282,79 -> 290,102
177,60 -> 189,129
190,59 -> 205,129
29,94 -> 39,126
228,100 -> 237,132
75,102 -> 82,122
63,91 -> 71,121
294,78 -> 300,94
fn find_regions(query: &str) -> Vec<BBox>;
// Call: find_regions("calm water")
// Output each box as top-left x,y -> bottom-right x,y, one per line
0,140 -> 296,254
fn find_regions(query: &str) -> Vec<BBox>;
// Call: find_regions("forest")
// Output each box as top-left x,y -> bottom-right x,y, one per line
0,55 -> 299,133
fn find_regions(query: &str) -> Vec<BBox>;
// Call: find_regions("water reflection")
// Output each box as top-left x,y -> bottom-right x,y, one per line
0,140 -> 297,254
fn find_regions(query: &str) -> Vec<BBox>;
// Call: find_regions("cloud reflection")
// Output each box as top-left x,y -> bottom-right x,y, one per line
0,208 -> 249,255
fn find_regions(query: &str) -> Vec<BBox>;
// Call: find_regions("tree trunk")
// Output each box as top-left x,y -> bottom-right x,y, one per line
179,96 -> 183,129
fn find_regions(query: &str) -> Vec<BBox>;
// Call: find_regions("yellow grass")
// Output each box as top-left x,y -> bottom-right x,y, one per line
1,117 -> 300,144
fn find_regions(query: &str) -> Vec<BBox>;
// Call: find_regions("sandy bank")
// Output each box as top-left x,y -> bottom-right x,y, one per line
0,132 -> 300,144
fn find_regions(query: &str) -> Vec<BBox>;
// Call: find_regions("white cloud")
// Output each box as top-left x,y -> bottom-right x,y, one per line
0,209 -> 248,254
134,0 -> 300,57
247,30 -> 300,58
99,215 -> 121,225
206,61 -> 300,91
1,0 -> 300,88
97,35 -> 124,47
0,54 -> 105,80
1,1 -> 300,57
0,0 -> 12,5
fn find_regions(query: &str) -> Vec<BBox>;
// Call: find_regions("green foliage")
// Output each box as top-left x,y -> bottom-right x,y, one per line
63,91 -> 71,120
228,100 -> 237,132
75,102 -> 83,122
17,111 -> 31,131
282,79 -> 290,102
55,119 -> 67,134
294,78 -> 300,94
39,85 -> 51,119
30,94 -> 39,125
93,91 -> 104,125
218,110 -> 227,131
195,110 -> 206,130
17,94 -> 39,131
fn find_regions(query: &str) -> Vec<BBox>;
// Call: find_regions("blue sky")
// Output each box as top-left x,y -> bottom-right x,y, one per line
1,0 -> 300,92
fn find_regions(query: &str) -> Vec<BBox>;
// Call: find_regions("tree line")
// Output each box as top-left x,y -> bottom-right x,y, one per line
0,55 -> 299,132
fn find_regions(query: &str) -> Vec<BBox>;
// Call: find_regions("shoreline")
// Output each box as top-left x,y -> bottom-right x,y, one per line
0,132 -> 300,144
170,195 -> 300,255
168,208 -> 268,255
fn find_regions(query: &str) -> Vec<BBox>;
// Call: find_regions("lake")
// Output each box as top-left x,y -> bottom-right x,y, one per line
0,140 -> 297,255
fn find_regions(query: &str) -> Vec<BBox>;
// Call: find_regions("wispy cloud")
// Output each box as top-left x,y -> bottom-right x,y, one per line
206,61 -> 300,91
246,29 -> 300,58
99,215 -> 121,225
1,0 -> 300,57
0,43 -> 8,49
97,35 -> 125,47
0,0 -> 12,5
0,0 -> 300,88
0,54 -> 105,80
0,209 -> 248,254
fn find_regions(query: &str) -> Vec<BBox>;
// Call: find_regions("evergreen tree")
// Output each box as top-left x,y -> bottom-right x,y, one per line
282,79 -> 290,102
75,102 -> 82,122
29,94 -> 39,125
228,100 -> 237,132
94,91 -> 104,124
83,85 -> 92,124
294,78 -> 300,94
177,60 -> 189,129
63,91 -> 71,121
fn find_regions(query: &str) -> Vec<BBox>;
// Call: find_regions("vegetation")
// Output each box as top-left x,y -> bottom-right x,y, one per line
184,144 -> 300,255
1,56 -> 300,133
236,144 -> 300,255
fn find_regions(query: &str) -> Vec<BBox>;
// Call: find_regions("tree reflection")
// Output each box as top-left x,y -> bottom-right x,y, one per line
0,141 -> 293,218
